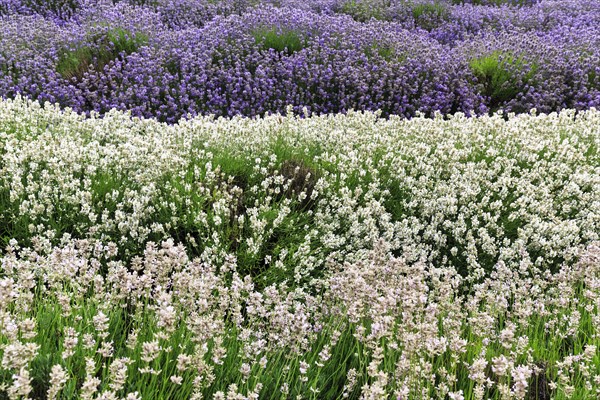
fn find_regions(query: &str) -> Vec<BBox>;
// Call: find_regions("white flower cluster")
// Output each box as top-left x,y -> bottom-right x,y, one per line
0,97 -> 599,398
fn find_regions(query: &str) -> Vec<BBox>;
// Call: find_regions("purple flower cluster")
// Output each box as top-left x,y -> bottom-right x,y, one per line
165,8 -> 485,119
1,0 -> 599,121
0,0 -> 82,22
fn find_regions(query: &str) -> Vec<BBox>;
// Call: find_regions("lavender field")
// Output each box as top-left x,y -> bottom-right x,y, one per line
1,0 -> 600,399
2,0 -> 600,121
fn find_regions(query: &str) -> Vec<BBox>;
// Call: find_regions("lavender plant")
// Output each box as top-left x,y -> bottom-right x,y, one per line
1,97 -> 600,398
55,28 -> 149,81
1,0 -> 600,121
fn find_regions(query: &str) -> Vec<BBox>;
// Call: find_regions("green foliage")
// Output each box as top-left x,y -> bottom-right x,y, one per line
363,42 -> 398,61
411,1 -> 448,20
411,2 -> 449,30
469,50 -> 538,112
56,28 -> 149,81
338,0 -> 390,22
251,27 -> 306,56
56,47 -> 93,81
587,67 -> 599,90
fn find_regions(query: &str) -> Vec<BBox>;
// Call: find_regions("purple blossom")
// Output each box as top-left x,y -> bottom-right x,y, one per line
1,0 -> 600,121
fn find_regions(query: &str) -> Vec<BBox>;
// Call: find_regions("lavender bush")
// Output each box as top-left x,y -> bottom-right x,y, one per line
1,0 -> 600,120
1,97 -> 599,399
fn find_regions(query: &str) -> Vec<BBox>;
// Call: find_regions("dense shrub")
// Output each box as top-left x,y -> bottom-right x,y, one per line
1,0 -> 600,121
1,98 -> 600,398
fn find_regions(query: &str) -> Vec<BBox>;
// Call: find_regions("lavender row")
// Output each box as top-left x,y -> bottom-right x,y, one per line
1,0 -> 599,121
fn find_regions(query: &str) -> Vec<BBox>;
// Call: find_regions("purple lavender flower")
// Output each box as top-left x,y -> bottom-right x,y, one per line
1,0 -> 600,121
